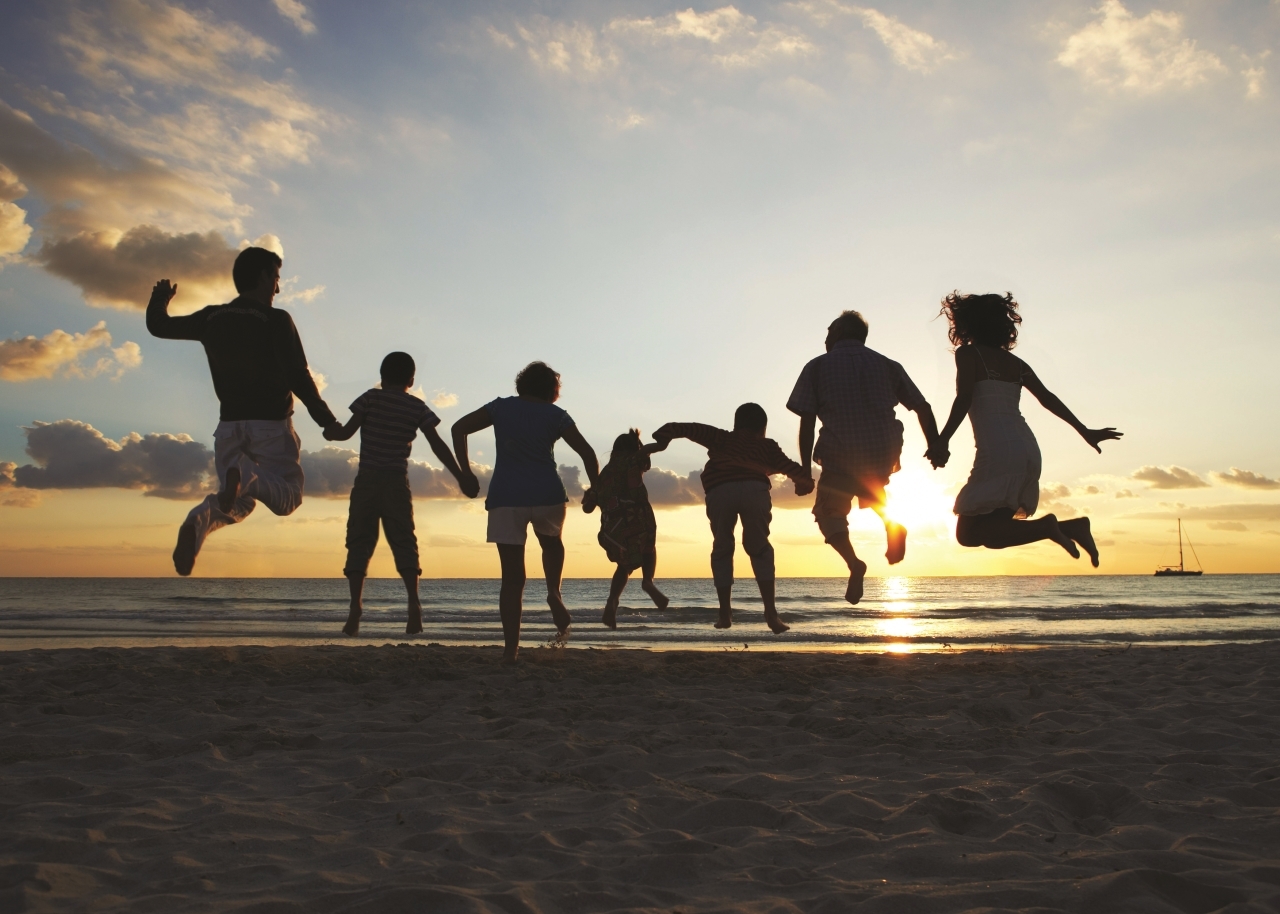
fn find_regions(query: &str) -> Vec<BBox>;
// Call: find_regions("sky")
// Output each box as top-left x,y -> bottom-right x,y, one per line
0,0 -> 1277,579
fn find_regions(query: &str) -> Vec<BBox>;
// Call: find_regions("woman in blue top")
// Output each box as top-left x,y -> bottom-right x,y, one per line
453,361 -> 599,664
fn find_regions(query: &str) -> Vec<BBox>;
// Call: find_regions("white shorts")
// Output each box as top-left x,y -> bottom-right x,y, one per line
486,504 -> 567,545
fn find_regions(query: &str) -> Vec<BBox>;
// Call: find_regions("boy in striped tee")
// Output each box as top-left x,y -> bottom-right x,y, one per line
325,351 -> 479,635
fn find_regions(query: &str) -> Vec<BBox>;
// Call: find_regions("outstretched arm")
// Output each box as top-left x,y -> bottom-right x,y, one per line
324,412 -> 361,441
914,403 -> 941,465
1021,364 -> 1123,453
451,407 -> 493,493
145,279 -> 204,340
424,426 -> 478,497
932,349 -> 979,467
561,424 -> 600,488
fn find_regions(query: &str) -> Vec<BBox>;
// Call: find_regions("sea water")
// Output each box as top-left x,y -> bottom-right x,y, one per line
1,575 -> 1278,651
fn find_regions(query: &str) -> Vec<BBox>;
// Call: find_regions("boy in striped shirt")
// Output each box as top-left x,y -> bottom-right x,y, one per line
325,352 -> 479,635
654,404 -> 814,633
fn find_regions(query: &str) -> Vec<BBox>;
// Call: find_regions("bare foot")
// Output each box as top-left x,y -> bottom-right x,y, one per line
846,558 -> 867,605
551,625 -> 571,647
173,523 -> 197,576
765,611 -> 790,635
1044,515 -> 1081,560
406,604 -> 423,635
715,607 -> 733,629
602,604 -> 618,630
1064,517 -> 1100,568
548,593 -> 572,634
642,581 -> 669,610
885,522 -> 907,565
343,605 -> 361,636
502,647 -> 520,665
217,466 -> 240,515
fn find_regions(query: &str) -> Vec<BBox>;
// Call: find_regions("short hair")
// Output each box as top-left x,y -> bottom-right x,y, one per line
515,361 -> 560,401
612,429 -> 641,455
233,247 -> 282,294
380,351 -> 416,387
940,292 -> 1021,350
734,402 -> 768,432
828,310 -> 869,343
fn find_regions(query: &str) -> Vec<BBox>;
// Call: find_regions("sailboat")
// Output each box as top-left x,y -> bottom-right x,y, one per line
1155,518 -> 1203,576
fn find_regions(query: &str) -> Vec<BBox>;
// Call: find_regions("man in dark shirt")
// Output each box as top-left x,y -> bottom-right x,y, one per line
147,246 -> 340,575
655,403 -> 813,633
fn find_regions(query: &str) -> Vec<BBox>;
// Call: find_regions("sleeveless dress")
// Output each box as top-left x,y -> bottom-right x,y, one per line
952,350 -> 1042,518
592,452 -> 657,569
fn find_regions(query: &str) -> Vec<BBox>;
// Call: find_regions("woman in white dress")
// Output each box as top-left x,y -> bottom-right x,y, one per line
928,293 -> 1121,566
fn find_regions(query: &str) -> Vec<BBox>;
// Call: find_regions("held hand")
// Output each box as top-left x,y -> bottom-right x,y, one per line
322,421 -> 342,441
1081,427 -> 1123,453
459,472 -> 481,499
652,423 -> 677,443
925,445 -> 950,469
151,279 -> 178,305
581,488 -> 598,514
793,477 -> 815,497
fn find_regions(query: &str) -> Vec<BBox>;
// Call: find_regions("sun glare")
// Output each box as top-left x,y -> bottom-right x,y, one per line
883,467 -> 954,533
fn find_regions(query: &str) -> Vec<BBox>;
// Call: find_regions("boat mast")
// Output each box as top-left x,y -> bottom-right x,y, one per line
1178,519 -> 1184,571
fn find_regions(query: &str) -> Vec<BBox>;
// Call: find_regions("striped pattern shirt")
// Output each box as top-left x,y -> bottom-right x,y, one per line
664,423 -> 809,494
350,388 -> 440,470
786,339 -> 927,478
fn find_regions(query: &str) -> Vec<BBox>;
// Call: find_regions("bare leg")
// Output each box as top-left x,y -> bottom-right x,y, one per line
957,509 -> 1080,558
1059,516 -> 1099,568
876,508 -> 907,566
820,525 -> 867,605
640,554 -> 668,609
757,578 -> 789,634
496,543 -> 526,663
603,564 -> 629,629
714,584 -> 733,629
344,575 -> 363,636
536,532 -> 571,641
402,571 -> 422,634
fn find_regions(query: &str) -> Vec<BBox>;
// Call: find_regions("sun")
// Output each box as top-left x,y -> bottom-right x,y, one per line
882,466 -> 955,532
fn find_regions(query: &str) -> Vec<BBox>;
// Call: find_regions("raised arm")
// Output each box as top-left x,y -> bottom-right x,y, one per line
423,426 -> 478,497
1021,362 -> 1123,453
560,424 -> 600,488
145,279 -> 204,340
450,406 -> 493,489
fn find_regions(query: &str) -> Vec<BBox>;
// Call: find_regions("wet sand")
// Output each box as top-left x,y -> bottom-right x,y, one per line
3,642 -> 1280,912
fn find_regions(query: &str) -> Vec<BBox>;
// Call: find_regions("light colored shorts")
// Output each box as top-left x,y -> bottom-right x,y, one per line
486,504 -> 567,545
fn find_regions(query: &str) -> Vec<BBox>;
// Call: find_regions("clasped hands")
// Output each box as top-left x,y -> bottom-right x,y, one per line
925,442 -> 950,469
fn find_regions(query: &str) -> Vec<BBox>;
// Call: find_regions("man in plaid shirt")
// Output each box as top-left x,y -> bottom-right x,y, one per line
787,311 -> 940,604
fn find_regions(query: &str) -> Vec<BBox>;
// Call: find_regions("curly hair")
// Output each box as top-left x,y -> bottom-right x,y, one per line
515,361 -> 561,401
940,292 -> 1022,351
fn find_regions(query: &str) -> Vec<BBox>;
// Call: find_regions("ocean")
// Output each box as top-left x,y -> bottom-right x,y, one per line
1,575 -> 1278,651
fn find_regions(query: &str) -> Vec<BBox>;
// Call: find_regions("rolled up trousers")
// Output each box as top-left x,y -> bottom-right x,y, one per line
184,419 -> 304,559
704,479 -> 776,590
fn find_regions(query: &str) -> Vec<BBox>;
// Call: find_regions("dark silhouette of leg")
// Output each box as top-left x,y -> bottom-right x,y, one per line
739,483 -> 786,633
344,576 -> 364,636
537,532 -> 571,641
603,563 -> 629,629
705,487 -> 738,628
1059,516 -> 1099,567
497,543 -> 526,662
640,555 -> 668,609
956,509 -> 1079,558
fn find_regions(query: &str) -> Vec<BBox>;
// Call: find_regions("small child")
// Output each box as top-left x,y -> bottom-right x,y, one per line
654,403 -> 814,634
582,429 -> 670,629
325,351 -> 478,635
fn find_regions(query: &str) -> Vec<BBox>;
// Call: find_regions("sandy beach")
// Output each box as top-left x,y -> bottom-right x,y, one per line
3,643 -> 1279,913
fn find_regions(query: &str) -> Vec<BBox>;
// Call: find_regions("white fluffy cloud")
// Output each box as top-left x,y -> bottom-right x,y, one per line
0,322 -> 142,382
0,163 -> 32,260
272,0 -> 317,36
1057,0 -> 1226,94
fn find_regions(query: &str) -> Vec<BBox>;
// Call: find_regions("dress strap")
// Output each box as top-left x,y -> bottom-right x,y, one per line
973,346 -> 999,381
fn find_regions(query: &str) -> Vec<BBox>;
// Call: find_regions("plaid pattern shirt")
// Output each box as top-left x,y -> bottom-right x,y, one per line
786,340 -> 927,478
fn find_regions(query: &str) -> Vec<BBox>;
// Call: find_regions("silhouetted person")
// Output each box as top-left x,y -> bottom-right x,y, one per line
146,247 -> 340,575
324,351 -> 478,636
928,292 -> 1121,564
655,404 -> 813,634
582,429 -> 670,629
787,311 -> 939,605
451,361 -> 599,664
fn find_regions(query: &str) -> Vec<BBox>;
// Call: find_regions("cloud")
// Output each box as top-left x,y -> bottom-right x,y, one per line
1132,504 -> 1280,522
272,0 -> 317,36
852,7 -> 955,74
308,369 -> 327,395
559,464 -> 585,500
276,275 -> 325,305
645,467 -> 703,507
34,225 -> 237,310
430,391 -> 460,409
1244,64 -> 1266,99
10,420 -> 213,499
613,7 -> 813,68
0,164 -> 32,260
0,322 -> 142,382
0,463 -> 41,507
299,446 -> 493,500
1132,465 -> 1209,490
503,18 -> 617,79
1213,467 -> 1280,490
1057,0 -> 1226,94
1208,521 -> 1247,532
1116,488 -> 1138,498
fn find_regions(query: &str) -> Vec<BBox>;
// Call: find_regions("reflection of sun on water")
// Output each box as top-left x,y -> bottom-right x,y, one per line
878,576 -> 920,651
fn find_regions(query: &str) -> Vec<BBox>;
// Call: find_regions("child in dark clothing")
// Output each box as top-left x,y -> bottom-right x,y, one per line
582,429 -> 670,629
655,403 -> 813,634
325,351 -> 478,635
